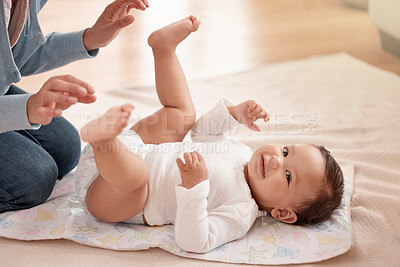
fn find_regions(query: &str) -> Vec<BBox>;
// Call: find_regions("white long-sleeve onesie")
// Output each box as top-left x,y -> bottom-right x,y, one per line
75,99 -> 259,253
141,99 -> 259,253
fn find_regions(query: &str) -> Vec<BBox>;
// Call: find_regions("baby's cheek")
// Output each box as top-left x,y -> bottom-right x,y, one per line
268,178 -> 289,199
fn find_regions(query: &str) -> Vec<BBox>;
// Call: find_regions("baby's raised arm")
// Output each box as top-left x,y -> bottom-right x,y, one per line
226,100 -> 270,132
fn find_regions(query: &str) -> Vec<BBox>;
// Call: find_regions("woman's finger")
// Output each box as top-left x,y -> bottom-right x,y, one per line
111,15 -> 135,31
57,75 -> 94,94
106,0 -> 135,15
78,94 -> 97,104
36,106 -> 55,123
53,108 -> 63,117
43,91 -> 77,108
125,0 -> 146,10
47,78 -> 89,98
142,0 -> 149,8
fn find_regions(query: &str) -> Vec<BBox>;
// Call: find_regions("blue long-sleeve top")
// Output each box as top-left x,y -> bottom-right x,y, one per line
0,0 -> 98,133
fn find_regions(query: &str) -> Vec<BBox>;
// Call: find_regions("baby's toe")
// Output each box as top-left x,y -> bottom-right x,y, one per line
117,120 -> 127,131
192,21 -> 201,31
121,111 -> 131,118
121,103 -> 134,112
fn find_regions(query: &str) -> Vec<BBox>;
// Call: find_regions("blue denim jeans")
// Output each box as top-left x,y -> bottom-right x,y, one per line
0,85 -> 81,213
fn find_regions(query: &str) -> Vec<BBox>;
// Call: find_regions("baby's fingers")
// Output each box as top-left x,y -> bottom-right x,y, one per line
248,123 -> 261,132
195,151 -> 204,163
190,151 -> 199,165
247,100 -> 257,114
248,104 -> 263,118
183,152 -> 192,166
256,110 -> 270,122
176,158 -> 185,170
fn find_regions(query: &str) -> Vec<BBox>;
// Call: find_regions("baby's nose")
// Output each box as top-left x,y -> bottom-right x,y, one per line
270,156 -> 280,170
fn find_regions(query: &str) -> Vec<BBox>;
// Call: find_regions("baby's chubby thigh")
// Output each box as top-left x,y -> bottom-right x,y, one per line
85,173 -> 148,222
75,130 -> 150,222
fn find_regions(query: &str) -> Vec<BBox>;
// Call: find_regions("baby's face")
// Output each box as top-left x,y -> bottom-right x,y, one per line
246,144 -> 326,212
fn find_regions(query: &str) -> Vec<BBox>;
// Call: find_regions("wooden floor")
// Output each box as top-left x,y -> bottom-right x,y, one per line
17,0 -> 400,93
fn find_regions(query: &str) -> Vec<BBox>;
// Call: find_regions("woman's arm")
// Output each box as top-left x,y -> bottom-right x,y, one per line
19,0 -> 149,76
18,30 -> 98,76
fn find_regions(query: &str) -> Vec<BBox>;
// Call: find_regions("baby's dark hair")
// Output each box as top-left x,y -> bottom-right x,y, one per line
293,145 -> 344,225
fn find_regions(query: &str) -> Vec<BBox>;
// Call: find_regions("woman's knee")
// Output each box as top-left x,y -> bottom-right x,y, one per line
0,157 -> 58,212
59,126 -> 81,176
25,161 -> 58,207
50,117 -> 81,177
34,158 -> 59,195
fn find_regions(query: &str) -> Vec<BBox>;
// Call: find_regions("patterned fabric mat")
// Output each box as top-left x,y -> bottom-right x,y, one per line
0,163 -> 353,265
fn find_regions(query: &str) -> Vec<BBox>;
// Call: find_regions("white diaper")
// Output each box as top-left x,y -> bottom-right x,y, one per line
75,130 -> 149,222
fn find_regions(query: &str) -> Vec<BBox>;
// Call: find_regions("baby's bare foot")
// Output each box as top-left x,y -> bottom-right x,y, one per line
148,15 -> 201,51
80,103 -> 134,144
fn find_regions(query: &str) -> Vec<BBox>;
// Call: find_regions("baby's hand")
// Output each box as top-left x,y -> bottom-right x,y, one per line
176,151 -> 208,189
227,100 -> 270,131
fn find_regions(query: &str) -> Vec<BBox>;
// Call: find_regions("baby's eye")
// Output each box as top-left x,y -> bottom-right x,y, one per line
283,147 -> 289,157
286,170 -> 291,184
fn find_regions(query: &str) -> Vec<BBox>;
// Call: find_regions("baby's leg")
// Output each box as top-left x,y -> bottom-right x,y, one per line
131,16 -> 201,144
80,104 -> 148,222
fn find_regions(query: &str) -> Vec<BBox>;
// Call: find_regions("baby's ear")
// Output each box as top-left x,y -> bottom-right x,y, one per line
270,208 -> 297,224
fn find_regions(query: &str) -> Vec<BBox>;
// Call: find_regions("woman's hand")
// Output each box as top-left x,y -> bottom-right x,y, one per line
83,0 -> 149,51
227,100 -> 270,131
176,151 -> 208,189
27,75 -> 96,125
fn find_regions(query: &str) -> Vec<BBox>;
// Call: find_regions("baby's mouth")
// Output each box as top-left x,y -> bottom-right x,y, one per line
260,155 -> 265,178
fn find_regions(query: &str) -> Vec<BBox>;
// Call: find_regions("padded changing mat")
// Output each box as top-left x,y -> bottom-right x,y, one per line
0,163 -> 354,265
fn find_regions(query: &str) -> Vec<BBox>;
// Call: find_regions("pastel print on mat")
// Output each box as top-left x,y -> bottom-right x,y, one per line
0,163 -> 353,265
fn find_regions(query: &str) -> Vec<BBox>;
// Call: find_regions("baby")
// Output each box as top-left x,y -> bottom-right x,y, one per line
75,16 -> 344,253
